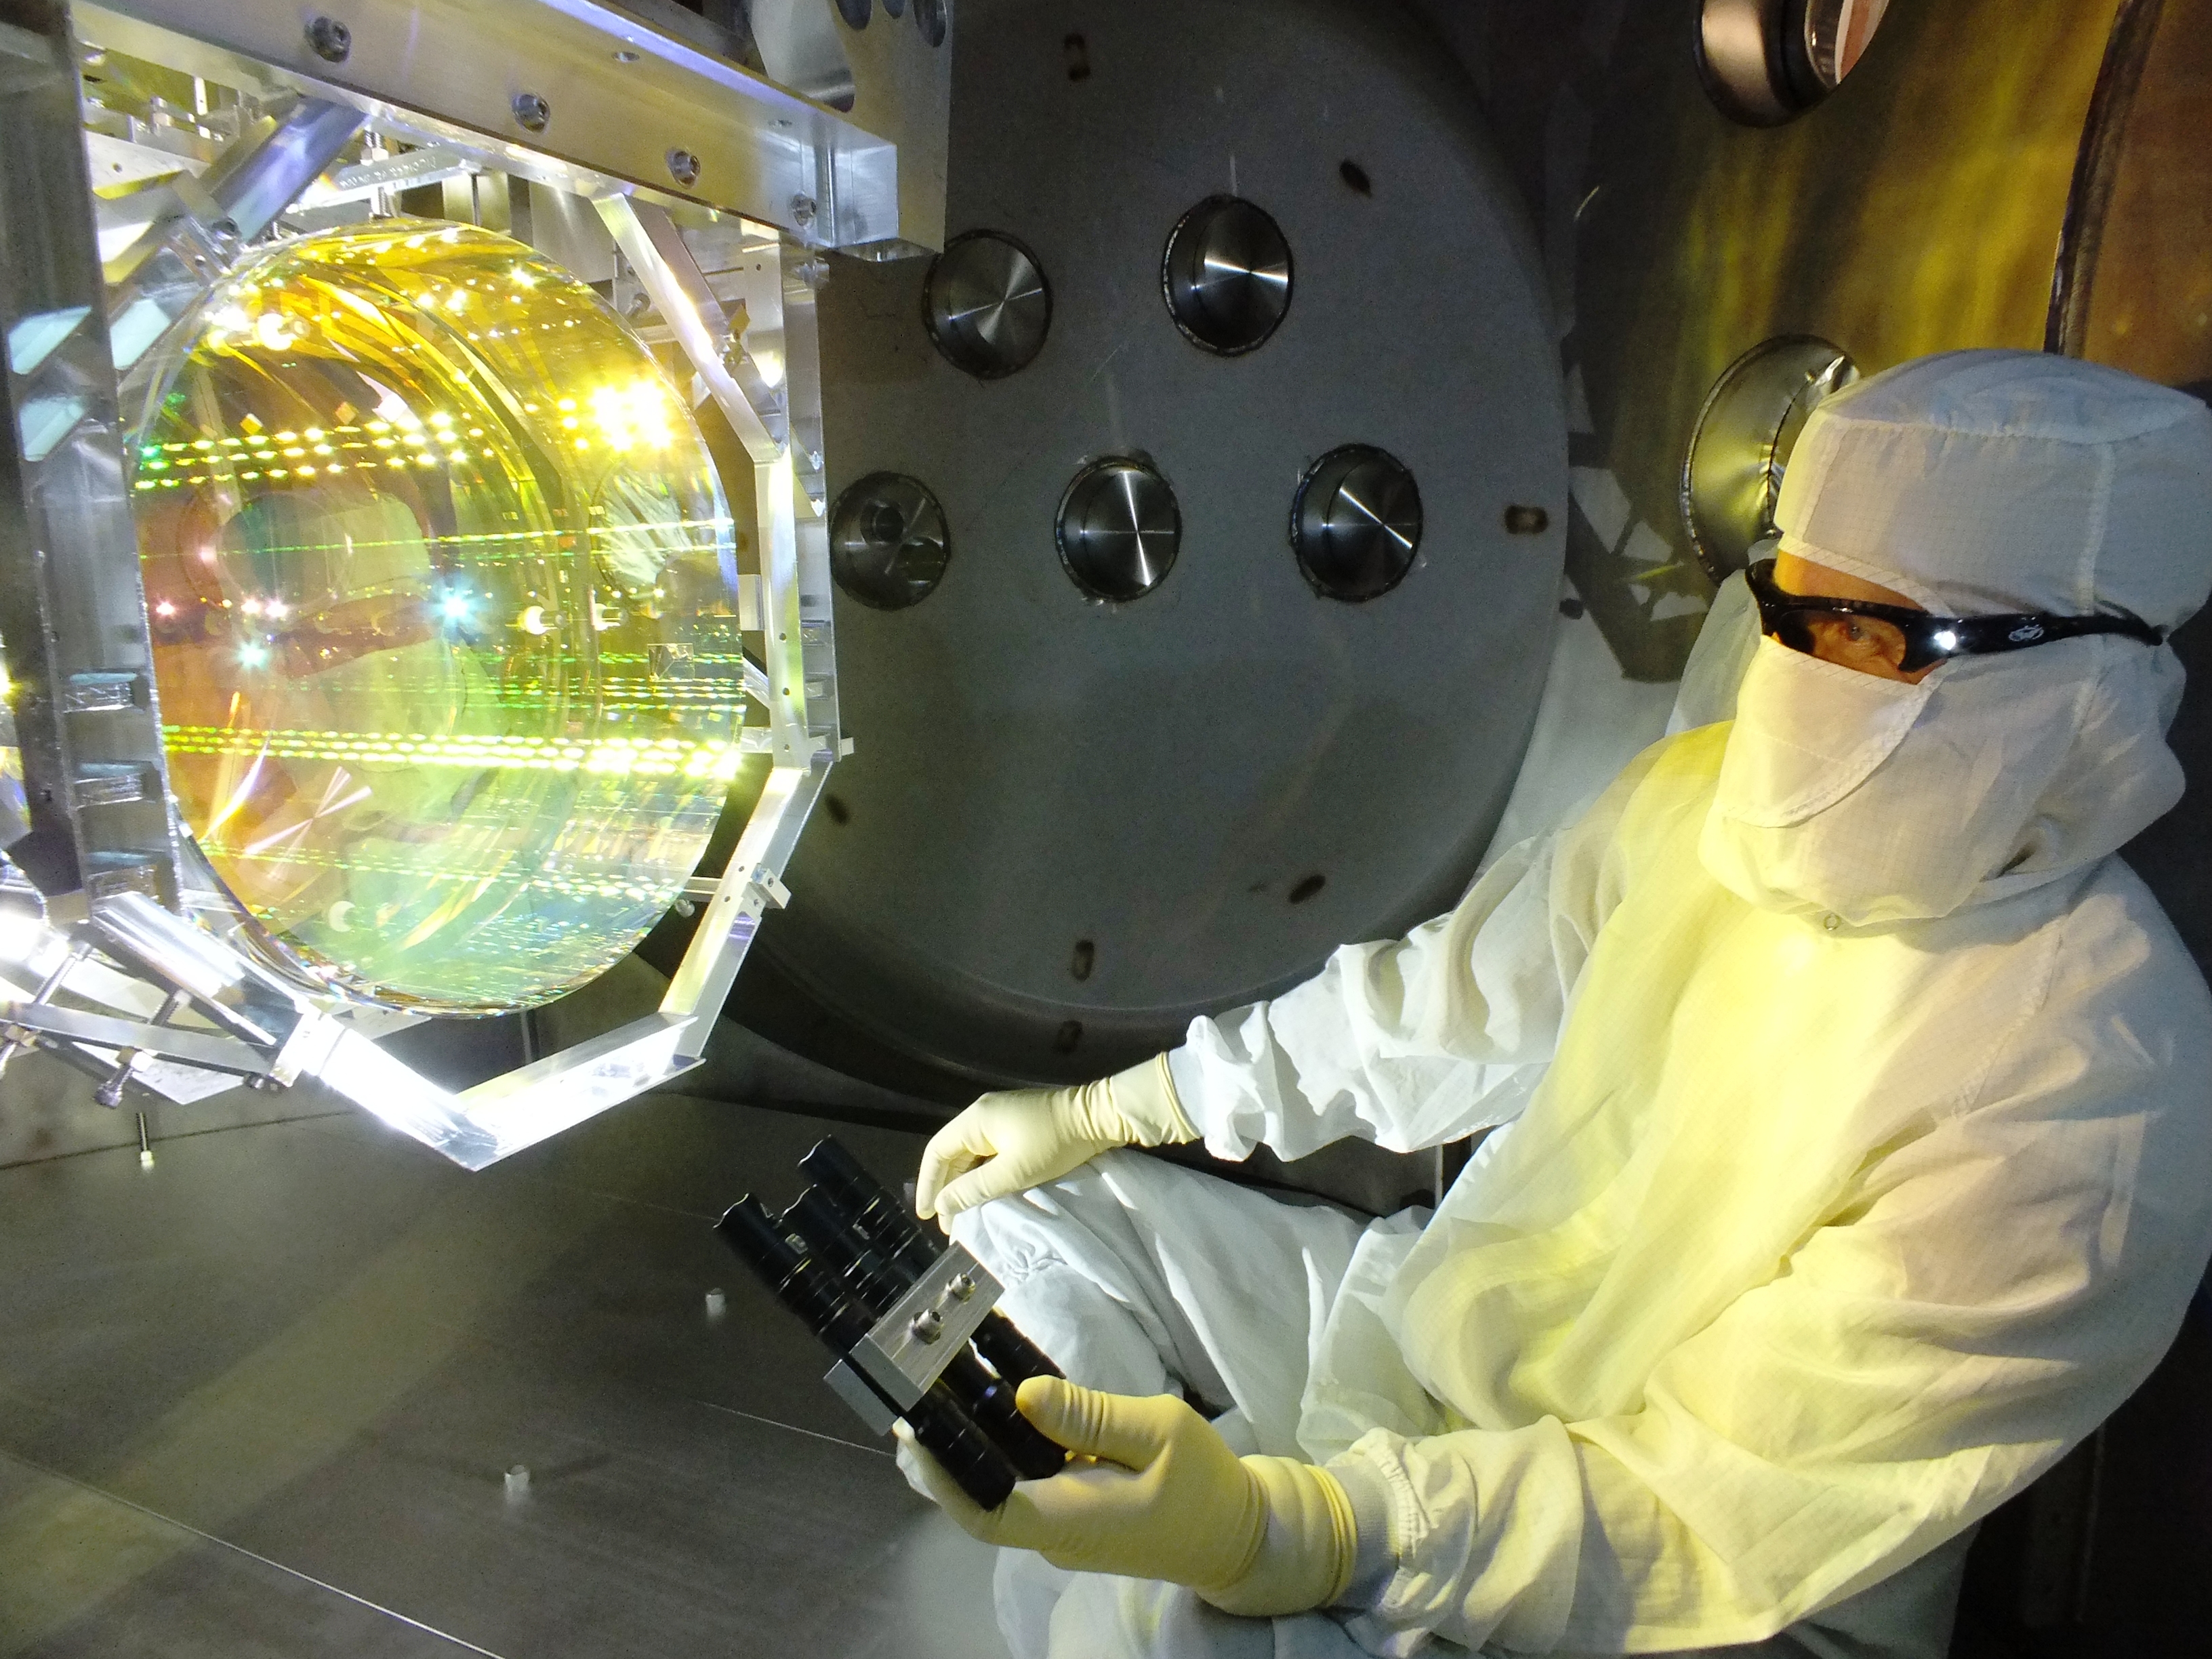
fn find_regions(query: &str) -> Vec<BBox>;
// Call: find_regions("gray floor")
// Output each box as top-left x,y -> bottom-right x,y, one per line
0,1091 -> 1013,1658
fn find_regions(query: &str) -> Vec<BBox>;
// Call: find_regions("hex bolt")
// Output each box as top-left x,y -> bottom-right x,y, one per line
305,16 -> 352,64
512,91 -> 551,132
789,192 -> 818,230
666,148 -> 701,188
93,1060 -> 132,1109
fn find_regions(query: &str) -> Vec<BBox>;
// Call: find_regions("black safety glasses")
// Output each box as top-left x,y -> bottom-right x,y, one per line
1745,559 -> 2164,676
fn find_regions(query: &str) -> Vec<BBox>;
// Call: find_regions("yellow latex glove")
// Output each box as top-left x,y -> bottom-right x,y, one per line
914,1054 -> 1197,1226
894,1375 -> 1356,1617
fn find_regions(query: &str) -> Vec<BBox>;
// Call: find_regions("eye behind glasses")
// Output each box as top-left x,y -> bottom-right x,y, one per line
1744,560 -> 2163,674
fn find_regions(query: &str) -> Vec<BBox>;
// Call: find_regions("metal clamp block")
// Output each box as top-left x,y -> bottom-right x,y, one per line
847,1244 -> 1003,1411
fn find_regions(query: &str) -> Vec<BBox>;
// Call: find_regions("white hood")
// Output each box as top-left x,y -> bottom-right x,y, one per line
1702,350 -> 2212,924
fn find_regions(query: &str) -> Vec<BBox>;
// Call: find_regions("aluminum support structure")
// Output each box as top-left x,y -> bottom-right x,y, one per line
1,0 -> 891,1166
596,196 -> 841,1062
0,0 -> 179,914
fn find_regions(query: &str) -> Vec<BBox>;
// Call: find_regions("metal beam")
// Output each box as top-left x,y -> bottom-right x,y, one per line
0,0 -> 179,913
74,0 -> 947,251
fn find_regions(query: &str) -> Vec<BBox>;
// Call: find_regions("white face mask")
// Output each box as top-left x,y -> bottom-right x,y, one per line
1706,638 -> 1934,828
1699,636 -> 2184,927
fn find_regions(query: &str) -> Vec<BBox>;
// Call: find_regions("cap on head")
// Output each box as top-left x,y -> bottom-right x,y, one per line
1774,349 -> 2212,630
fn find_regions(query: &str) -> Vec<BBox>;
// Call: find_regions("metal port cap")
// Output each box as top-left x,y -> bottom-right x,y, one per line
1056,457 -> 1181,602
1161,195 -> 1292,356
1291,445 -> 1423,602
830,472 -> 951,611
924,230 -> 1051,380
1681,335 -> 1857,582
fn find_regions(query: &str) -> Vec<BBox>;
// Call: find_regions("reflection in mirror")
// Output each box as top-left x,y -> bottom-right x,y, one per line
1698,0 -> 1893,125
1803,0 -> 1893,91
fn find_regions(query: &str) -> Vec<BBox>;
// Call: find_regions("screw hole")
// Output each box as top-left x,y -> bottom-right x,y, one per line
1070,939 -> 1095,981
1559,596 -> 1586,619
1288,874 -> 1326,905
1064,33 -> 1091,81
1338,159 -> 1372,196
1051,1019 -> 1084,1054
1503,504 -> 1550,535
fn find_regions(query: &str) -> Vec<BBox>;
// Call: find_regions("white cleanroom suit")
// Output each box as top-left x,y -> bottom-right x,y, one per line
908,352 -> 2212,1657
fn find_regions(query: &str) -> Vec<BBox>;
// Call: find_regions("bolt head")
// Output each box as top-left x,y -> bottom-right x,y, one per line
666,148 -> 701,188
306,16 -> 352,64
512,91 -> 551,132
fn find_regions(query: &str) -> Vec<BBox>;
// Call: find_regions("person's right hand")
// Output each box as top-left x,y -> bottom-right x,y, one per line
914,1056 -> 1196,1227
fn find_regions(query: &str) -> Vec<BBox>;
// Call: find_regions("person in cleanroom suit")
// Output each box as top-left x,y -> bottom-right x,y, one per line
893,350 -> 2212,1659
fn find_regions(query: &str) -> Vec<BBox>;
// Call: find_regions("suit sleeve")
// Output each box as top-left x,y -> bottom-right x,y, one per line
1166,747 -> 1654,1162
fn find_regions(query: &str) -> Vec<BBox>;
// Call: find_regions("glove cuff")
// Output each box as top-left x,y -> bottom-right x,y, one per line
1105,1053 -> 1200,1147
1199,1456 -> 1357,1618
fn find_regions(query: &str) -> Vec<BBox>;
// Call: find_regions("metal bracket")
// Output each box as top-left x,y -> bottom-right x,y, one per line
0,1000 -> 272,1078
824,1357 -> 900,1437
104,97 -> 364,382
848,1246 -> 1004,1412
1,2 -> 182,910
75,0 -> 951,251
747,866 -> 793,911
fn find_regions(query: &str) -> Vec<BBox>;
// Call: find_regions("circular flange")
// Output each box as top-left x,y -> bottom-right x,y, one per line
1160,194 -> 1293,356
1696,0 -> 1892,127
1055,457 -> 1181,601
922,229 -> 1052,379
1681,335 -> 1858,581
766,0 -> 1569,1090
830,472 -> 951,611
1291,445 -> 1424,601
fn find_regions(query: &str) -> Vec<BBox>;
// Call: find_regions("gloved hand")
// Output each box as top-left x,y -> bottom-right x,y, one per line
914,1054 -> 1197,1226
895,1375 -> 1356,1617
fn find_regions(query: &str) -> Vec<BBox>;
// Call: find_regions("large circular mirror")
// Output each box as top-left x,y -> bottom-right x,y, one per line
122,221 -> 747,1012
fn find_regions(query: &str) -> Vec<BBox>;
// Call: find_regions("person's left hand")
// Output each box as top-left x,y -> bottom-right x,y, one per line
895,1374 -> 1356,1617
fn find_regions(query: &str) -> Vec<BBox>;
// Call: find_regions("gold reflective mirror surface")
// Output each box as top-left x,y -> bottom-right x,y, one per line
127,221 -> 750,1012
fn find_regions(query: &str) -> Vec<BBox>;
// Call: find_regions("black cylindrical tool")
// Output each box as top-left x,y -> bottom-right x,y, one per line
716,1196 -> 1021,1509
798,1136 -> 941,1280
966,1309 -> 1065,1392
800,1136 -> 1066,1387
782,1188 -> 1068,1480
783,1187 -> 909,1309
